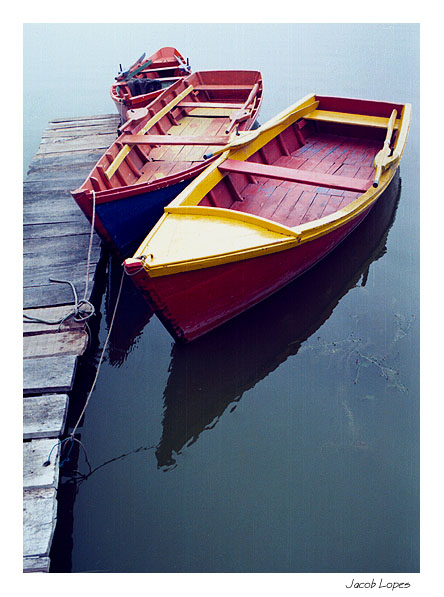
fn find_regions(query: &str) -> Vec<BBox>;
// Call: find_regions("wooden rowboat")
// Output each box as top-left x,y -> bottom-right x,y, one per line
110,47 -> 191,122
72,70 -> 263,256
124,93 -> 411,343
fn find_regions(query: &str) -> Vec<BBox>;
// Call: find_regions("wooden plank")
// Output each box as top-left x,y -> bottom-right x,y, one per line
178,101 -> 245,109
180,116 -> 227,162
301,192 -> 331,223
23,305 -> 86,335
194,84 -> 253,91
23,233 -> 101,258
23,439 -> 60,490
23,221 -> 94,240
23,280 -> 93,309
219,159 -> 370,192
304,109 -> 400,129
24,169 -> 94,191
23,201 -> 88,225
37,132 -> 117,155
42,124 -> 118,138
49,113 -> 119,124
23,394 -> 69,439
23,329 -> 88,358
187,107 -> 238,117
122,133 -> 231,146
23,487 -> 57,557
27,148 -> 106,172
23,261 -> 99,289
23,355 -> 77,395
23,556 -> 50,573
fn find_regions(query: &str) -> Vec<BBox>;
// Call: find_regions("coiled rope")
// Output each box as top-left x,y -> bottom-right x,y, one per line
23,190 -> 97,330
29,189 -> 125,469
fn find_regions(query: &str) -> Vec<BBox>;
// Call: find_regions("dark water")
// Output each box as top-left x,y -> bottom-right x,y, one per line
24,24 -> 419,575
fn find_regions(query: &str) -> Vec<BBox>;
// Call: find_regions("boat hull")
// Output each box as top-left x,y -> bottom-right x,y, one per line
75,178 -> 192,257
126,196 -> 378,342
110,47 -> 190,123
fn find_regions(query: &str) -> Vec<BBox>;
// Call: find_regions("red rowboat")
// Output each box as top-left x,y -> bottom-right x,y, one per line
124,93 -> 411,343
72,70 -> 263,256
110,47 -> 191,122
156,173 -> 401,468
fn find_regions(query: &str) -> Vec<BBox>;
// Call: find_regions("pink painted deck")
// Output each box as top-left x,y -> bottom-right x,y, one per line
200,126 -> 381,228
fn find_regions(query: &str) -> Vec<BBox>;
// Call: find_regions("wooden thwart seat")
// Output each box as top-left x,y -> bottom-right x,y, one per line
218,159 -> 371,193
122,134 -> 231,146
194,84 -> 255,91
304,109 -> 400,129
177,101 -> 245,109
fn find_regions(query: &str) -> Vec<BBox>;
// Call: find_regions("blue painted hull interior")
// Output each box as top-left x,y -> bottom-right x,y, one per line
96,179 -> 191,256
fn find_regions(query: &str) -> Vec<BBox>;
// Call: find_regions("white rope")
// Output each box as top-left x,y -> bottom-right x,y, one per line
70,269 -> 125,437
23,190 -> 97,330
83,189 -> 96,300
40,190 -> 126,464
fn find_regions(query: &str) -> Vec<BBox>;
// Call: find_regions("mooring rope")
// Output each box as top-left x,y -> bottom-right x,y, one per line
43,268 -> 125,470
33,188 -> 123,469
70,269 -> 125,439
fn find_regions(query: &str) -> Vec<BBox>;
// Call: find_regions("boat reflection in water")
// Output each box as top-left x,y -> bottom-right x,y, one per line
155,173 -> 402,469
104,254 -> 153,367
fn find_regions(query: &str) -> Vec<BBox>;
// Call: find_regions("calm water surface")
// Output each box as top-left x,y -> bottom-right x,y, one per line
24,23 -> 419,573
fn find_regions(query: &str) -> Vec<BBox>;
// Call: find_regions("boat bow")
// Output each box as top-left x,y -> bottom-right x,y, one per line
126,206 -> 299,277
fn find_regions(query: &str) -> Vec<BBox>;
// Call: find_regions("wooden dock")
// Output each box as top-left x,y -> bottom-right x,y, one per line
23,112 -> 119,572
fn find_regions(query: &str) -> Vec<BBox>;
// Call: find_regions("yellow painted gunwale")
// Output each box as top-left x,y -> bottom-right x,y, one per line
131,97 -> 411,278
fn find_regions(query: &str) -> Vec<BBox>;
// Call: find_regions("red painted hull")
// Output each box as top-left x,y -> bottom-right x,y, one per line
126,200 -> 376,342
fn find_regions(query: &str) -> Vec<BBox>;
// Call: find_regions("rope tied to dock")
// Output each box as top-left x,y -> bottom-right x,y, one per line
43,269 -> 125,471
23,278 -> 95,330
38,187 -> 129,472
23,190 -> 98,331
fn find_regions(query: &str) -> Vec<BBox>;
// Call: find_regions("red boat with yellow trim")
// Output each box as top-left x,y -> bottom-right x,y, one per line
72,69 -> 263,256
110,47 -> 191,122
124,93 -> 411,343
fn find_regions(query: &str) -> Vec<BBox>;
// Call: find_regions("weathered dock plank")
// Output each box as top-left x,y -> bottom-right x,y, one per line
23,112 -> 119,571
24,330 -> 89,358
27,148 -> 108,172
23,354 -> 78,395
23,556 -> 51,573
23,172 -> 94,192
23,439 -> 60,490
23,487 -> 58,558
23,394 -> 69,439
38,132 -> 118,154
23,280 -> 95,309
23,305 -> 86,335
23,221 -> 98,240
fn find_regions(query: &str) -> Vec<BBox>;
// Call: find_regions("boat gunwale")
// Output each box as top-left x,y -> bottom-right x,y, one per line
131,95 -> 411,276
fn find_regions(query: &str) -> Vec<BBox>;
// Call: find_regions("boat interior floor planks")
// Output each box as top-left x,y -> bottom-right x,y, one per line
200,126 -> 381,228
134,115 -> 232,184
